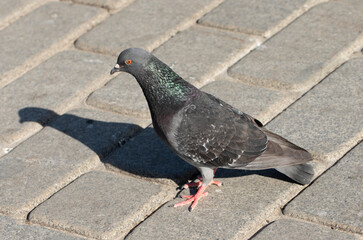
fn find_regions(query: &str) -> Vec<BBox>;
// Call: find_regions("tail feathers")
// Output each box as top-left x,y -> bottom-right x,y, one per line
242,128 -> 313,170
276,163 -> 314,185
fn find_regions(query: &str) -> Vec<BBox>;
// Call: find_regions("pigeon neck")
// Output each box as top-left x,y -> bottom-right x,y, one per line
135,58 -> 198,115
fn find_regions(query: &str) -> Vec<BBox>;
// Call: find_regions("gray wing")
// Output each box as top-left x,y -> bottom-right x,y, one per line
174,93 -> 268,168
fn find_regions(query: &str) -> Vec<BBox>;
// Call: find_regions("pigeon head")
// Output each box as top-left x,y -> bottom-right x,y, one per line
110,48 -> 199,115
110,48 -> 151,75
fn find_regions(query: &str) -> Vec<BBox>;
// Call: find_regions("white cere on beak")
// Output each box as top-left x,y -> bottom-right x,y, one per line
114,63 -> 120,69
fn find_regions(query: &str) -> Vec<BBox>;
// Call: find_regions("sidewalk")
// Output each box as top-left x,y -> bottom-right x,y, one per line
0,0 -> 362,239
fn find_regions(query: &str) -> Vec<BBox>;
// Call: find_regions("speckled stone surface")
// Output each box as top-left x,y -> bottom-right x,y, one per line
284,143 -> 363,234
29,171 -> 172,240
228,1 -> 363,91
251,219 -> 361,240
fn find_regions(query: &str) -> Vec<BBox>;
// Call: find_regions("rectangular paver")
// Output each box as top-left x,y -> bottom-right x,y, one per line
284,143 -> 363,234
0,215 -> 86,240
266,58 -> 363,165
228,1 -> 363,91
75,0 -> 223,56
0,108 -> 144,218
29,171 -> 172,240
0,0 -> 47,30
125,168 -> 307,240
251,219 -> 361,240
0,1 -> 108,88
153,25 -> 257,86
0,50 -> 114,155
198,0 -> 316,37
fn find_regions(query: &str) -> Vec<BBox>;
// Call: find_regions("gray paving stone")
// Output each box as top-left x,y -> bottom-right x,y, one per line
69,0 -> 134,11
29,171 -> 172,240
228,1 -> 363,91
266,58 -> 363,164
0,215 -> 86,240
87,74 -> 150,119
199,0 -> 313,37
126,168 -> 307,240
0,108 -> 144,218
75,0 -> 223,56
284,143 -> 363,234
0,50 -> 114,155
105,126 -> 197,185
0,1 -> 108,88
251,219 -> 360,240
201,78 -> 295,124
0,0 -> 47,30
153,25 -> 256,86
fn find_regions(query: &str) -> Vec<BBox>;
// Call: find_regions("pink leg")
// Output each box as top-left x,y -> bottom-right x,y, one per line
183,168 -> 222,189
183,178 -> 222,189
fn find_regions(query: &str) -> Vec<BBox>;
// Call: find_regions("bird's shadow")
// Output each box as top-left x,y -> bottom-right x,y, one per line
18,107 -> 293,186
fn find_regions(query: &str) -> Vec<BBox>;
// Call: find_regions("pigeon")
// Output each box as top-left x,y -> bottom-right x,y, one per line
110,48 -> 314,210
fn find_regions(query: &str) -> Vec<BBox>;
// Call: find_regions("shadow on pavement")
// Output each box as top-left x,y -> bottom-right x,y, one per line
18,107 -> 294,185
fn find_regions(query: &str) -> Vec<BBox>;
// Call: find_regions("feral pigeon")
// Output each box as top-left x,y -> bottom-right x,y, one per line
110,48 -> 314,210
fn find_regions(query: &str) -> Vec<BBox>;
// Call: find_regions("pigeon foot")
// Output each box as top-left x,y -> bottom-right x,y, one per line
174,185 -> 208,211
175,178 -> 222,210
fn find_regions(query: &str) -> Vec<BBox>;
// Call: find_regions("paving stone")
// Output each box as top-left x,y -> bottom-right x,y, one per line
0,0 -> 47,30
0,50 -> 114,155
0,215 -> 86,240
0,107 -> 144,218
125,168 -> 307,240
266,58 -> 363,163
228,1 -> 363,91
199,0 -> 313,37
105,126 -> 197,185
0,1 -> 108,88
251,219 -> 360,240
75,0 -> 223,56
153,25 -> 257,86
87,74 -> 150,119
29,171 -> 172,240
68,0 -> 134,11
201,78 -> 295,124
284,143 -> 363,234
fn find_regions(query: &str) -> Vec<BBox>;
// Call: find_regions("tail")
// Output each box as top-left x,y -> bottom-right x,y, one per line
276,163 -> 314,185
240,127 -> 314,184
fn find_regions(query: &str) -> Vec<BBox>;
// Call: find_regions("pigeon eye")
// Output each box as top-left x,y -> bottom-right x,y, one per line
125,59 -> 132,65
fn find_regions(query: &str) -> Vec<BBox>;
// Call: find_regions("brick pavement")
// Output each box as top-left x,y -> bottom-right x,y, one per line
0,0 -> 362,239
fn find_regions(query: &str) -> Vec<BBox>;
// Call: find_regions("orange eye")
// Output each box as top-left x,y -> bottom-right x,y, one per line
125,59 -> 132,65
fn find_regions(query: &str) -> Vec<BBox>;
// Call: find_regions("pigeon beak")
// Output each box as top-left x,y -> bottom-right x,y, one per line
110,64 -> 122,75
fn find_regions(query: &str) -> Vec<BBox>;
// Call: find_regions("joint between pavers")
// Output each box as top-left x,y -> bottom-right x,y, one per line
104,162 -> 180,188
232,184 -> 306,240
284,210 -> 363,235
262,0 -> 329,39
6,155 -> 101,220
0,7 -> 109,89
0,0 -> 51,31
